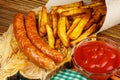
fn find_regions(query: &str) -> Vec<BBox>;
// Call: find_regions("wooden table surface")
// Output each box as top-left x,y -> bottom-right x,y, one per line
0,0 -> 120,80
0,0 -> 48,34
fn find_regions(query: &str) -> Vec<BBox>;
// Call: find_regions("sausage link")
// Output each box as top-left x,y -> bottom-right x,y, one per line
13,13 -> 55,70
25,11 -> 64,63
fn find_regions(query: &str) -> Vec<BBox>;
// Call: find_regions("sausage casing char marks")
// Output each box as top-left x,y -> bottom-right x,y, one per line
13,13 -> 55,70
25,11 -> 64,63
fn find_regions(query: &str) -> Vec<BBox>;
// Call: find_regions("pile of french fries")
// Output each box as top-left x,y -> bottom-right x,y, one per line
38,0 -> 106,49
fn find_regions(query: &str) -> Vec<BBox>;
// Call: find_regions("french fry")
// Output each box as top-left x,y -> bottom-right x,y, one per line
52,1 -> 83,11
69,13 -> 91,40
98,15 -> 106,28
40,6 -> 48,35
69,14 -> 84,20
38,10 -> 41,28
89,1 -> 105,8
47,13 -> 52,27
56,7 -> 79,14
81,1 -> 105,9
46,24 -> 55,48
61,8 -> 89,16
82,1 -> 105,9
58,16 -> 69,47
55,38 -> 61,49
67,17 -> 82,36
93,5 -> 107,16
71,24 -> 97,45
84,11 -> 101,30
51,10 -> 58,38
65,17 -> 70,30
51,6 -> 59,11
38,10 -> 43,36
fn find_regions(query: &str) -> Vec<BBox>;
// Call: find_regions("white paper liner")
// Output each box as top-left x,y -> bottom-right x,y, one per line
99,0 -> 120,32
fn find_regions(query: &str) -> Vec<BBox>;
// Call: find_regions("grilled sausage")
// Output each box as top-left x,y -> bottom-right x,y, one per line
25,11 -> 64,63
13,13 -> 55,70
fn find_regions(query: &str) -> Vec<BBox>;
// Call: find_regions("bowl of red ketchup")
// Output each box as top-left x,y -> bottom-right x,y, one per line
72,36 -> 120,80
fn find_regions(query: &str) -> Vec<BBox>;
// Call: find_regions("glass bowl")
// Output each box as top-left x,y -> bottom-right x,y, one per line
72,36 -> 120,80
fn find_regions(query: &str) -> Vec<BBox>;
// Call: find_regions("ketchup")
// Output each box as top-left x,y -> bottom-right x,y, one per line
73,41 -> 120,74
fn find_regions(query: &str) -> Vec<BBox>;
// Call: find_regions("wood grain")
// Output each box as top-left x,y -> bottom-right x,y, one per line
0,0 -> 48,33
97,24 -> 120,43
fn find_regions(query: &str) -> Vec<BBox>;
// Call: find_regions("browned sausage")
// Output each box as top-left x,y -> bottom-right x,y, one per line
13,13 -> 55,70
25,11 -> 64,63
